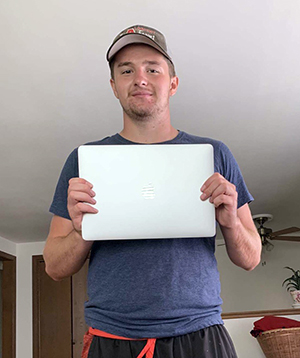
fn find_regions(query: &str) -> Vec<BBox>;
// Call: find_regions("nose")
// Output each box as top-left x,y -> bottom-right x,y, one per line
134,69 -> 148,86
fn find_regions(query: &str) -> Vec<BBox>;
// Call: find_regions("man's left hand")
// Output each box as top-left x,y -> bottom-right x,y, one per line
200,173 -> 238,229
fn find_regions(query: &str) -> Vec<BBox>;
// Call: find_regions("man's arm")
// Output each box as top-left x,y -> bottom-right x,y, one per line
201,173 -> 261,271
43,216 -> 93,281
220,203 -> 261,270
43,178 -> 98,281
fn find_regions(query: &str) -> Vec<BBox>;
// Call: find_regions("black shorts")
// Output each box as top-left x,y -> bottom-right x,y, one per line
84,324 -> 238,358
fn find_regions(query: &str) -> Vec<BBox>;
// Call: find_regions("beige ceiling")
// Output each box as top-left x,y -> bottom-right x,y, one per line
1,0 -> 300,243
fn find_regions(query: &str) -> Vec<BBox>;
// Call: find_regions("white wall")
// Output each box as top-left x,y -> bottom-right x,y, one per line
216,239 -> 300,312
0,236 -> 16,256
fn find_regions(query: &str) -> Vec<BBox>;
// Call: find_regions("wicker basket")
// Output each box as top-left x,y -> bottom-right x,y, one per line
257,327 -> 300,358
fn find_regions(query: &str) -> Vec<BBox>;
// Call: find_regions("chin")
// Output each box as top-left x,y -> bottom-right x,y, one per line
126,107 -> 155,121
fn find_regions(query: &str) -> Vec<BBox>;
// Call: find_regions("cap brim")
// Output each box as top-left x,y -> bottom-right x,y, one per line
106,34 -> 172,63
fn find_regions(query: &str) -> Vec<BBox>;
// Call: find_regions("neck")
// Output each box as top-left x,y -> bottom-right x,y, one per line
120,113 -> 178,143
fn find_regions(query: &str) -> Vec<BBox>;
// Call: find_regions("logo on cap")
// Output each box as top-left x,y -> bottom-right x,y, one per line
126,27 -> 155,40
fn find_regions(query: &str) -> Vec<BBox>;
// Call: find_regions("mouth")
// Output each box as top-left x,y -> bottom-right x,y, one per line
131,91 -> 152,97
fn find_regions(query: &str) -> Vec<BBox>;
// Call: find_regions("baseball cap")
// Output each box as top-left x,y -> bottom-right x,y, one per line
106,25 -> 173,64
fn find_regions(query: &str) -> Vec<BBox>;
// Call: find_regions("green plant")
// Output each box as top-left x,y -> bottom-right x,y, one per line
282,267 -> 300,292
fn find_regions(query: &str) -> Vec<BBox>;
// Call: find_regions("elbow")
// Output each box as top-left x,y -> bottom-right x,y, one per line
244,261 -> 259,271
43,250 -> 65,281
44,264 -> 64,281
243,252 -> 261,271
43,249 -> 79,281
244,236 -> 262,271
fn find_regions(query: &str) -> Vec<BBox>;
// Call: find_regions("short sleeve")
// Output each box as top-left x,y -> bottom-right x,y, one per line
49,148 -> 79,220
214,142 -> 253,208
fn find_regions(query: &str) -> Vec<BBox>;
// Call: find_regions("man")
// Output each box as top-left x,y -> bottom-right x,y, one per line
44,25 -> 261,358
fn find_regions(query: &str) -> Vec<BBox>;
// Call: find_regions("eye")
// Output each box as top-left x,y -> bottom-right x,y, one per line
121,69 -> 132,74
148,68 -> 159,73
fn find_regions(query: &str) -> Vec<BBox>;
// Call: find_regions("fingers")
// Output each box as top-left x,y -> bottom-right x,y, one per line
68,191 -> 96,206
68,178 -> 97,210
68,178 -> 95,195
211,193 -> 236,208
200,173 -> 237,207
67,178 -> 98,232
71,202 -> 98,216
200,173 -> 239,229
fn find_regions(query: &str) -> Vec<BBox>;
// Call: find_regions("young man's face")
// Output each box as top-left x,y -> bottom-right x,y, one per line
110,44 -> 178,122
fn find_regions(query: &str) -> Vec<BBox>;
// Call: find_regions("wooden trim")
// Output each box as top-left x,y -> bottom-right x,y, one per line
0,251 -> 16,261
32,255 -> 73,358
222,308 -> 300,319
0,250 -> 16,358
32,255 -> 43,358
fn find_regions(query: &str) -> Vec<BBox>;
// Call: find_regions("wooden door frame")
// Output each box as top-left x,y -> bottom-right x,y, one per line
0,250 -> 16,358
33,255 -> 74,358
32,255 -> 42,358
32,255 -> 89,358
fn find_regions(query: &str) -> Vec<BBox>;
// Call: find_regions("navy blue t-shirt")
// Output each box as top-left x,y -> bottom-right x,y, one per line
50,131 -> 253,338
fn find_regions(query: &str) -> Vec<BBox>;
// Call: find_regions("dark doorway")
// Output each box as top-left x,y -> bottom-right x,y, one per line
32,255 -> 88,358
0,250 -> 16,358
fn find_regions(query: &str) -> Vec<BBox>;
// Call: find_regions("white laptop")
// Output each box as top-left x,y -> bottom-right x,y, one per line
78,144 -> 215,240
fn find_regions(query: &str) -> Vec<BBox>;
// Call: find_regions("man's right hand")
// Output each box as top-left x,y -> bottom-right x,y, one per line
67,178 -> 98,232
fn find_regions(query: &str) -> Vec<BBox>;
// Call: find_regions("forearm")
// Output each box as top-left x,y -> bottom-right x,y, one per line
200,174 -> 261,270
220,218 -> 261,271
44,179 -> 98,280
43,228 -> 93,281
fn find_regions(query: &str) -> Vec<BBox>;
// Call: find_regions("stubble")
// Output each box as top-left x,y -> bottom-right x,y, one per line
121,95 -> 169,122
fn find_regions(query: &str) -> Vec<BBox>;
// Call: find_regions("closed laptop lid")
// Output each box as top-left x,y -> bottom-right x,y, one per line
78,144 -> 215,240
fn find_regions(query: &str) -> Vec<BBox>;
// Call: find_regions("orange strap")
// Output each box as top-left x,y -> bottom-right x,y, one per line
89,327 -> 157,358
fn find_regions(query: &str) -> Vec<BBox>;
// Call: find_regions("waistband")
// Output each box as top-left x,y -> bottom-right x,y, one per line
89,327 -> 157,358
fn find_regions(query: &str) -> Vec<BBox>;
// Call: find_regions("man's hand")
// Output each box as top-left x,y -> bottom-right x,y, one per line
200,173 -> 261,270
44,177 -> 97,281
200,173 -> 238,228
67,178 -> 98,232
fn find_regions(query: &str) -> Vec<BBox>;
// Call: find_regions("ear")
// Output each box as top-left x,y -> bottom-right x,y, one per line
169,76 -> 179,97
110,79 -> 119,99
